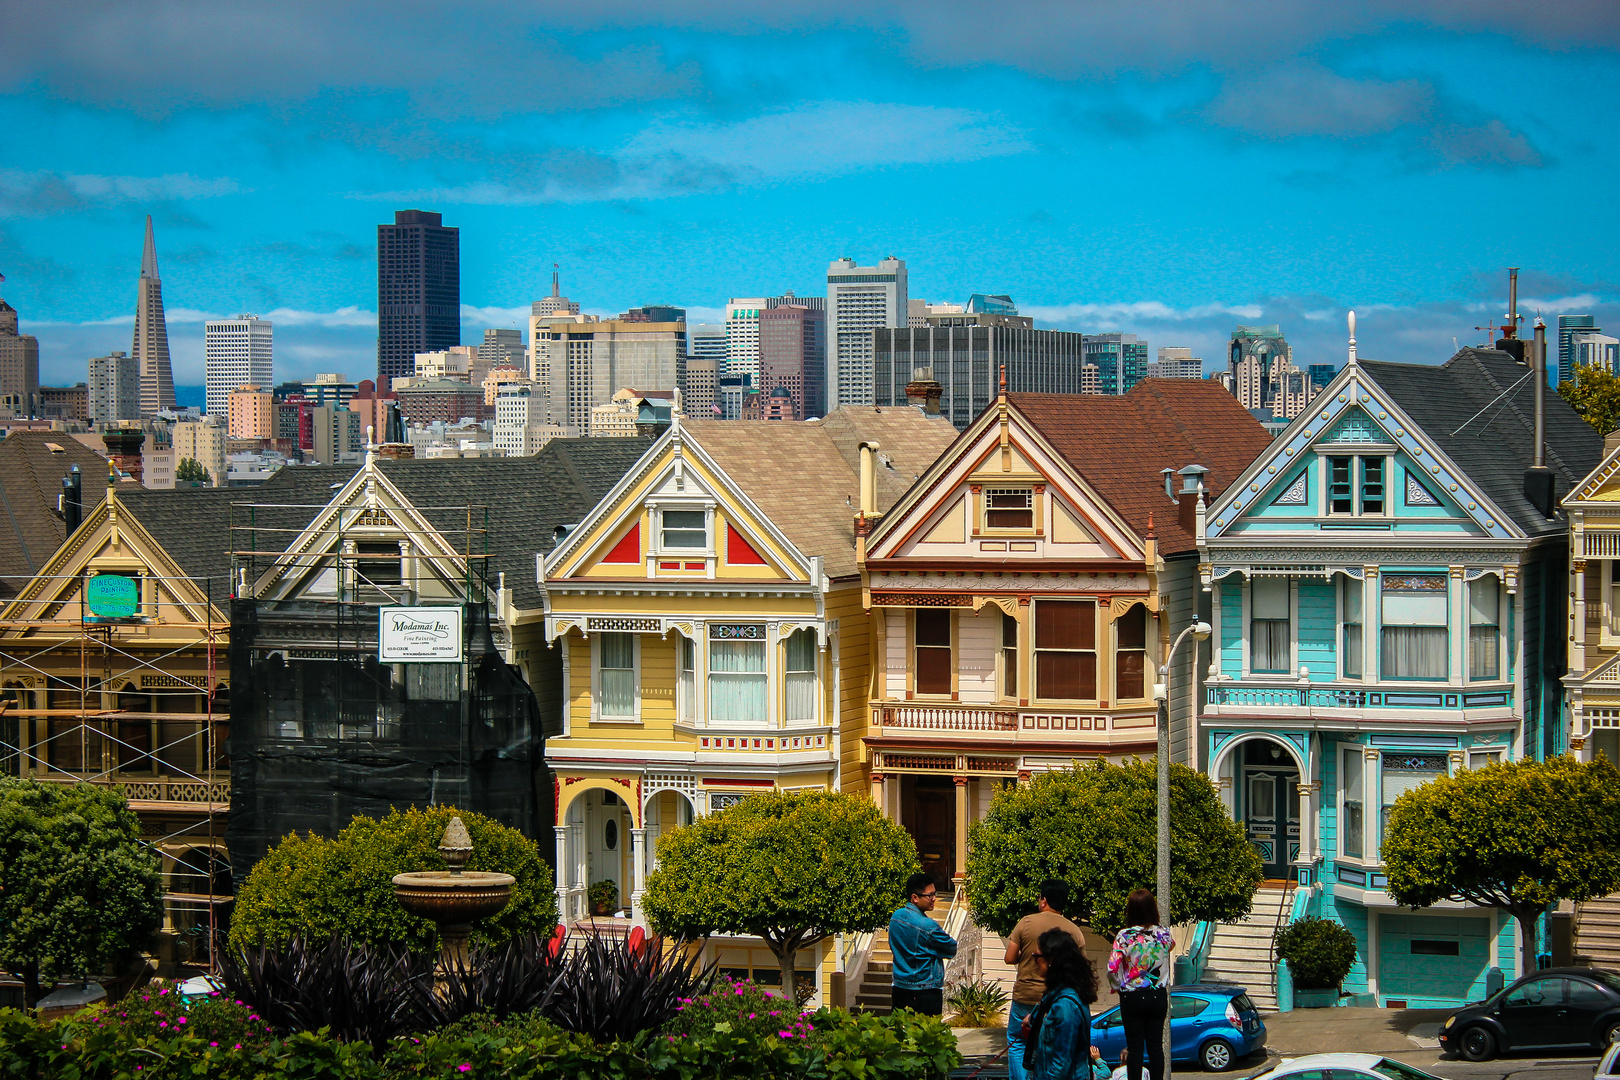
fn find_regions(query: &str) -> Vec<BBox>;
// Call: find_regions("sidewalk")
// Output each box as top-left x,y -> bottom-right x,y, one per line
1262,1007 -> 1453,1056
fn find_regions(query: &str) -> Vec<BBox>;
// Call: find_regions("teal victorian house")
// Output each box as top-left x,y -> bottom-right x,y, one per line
1195,325 -> 1602,1008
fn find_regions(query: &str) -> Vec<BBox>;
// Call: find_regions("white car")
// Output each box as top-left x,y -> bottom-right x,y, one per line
1247,1053 -> 1453,1080
1596,1038 -> 1620,1080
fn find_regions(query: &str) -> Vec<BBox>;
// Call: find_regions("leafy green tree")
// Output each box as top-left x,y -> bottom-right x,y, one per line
175,457 -> 212,486
1383,755 -> 1620,965
229,806 -> 558,953
965,760 -> 1262,938
0,779 -> 164,1007
1558,362 -> 1620,436
643,790 -> 920,1000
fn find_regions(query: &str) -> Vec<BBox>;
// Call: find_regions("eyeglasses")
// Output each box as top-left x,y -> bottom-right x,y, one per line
918,890 -> 937,899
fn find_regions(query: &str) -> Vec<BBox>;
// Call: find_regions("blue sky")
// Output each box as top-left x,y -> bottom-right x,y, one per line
3,1 -> 1619,392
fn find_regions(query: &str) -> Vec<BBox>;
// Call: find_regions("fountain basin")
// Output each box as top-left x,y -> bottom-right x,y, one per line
392,870 -> 516,925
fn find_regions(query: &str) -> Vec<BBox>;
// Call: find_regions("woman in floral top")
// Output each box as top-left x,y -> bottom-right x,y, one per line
1107,890 -> 1173,1080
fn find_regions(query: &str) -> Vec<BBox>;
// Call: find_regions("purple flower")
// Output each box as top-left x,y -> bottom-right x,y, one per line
457,1066 -> 472,1073
779,1030 -> 793,1038
176,1017 -> 187,1025
210,1042 -> 219,1047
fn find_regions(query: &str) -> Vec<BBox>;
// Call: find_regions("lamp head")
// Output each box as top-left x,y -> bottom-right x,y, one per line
1192,620 -> 1211,641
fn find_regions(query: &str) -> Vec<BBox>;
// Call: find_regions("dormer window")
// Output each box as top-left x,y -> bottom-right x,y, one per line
985,488 -> 1033,529
1328,456 -> 1385,516
659,509 -> 708,551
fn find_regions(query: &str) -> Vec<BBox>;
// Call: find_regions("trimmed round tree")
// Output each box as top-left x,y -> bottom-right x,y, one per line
229,805 -> 558,953
0,779 -> 164,1007
1383,754 -> 1620,964
965,760 -> 1262,938
642,789 -> 920,1000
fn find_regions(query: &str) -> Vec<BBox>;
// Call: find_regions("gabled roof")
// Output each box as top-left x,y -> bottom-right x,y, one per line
1360,348 -> 1603,537
682,408 -> 958,578
1007,380 -> 1274,555
0,431 -> 113,598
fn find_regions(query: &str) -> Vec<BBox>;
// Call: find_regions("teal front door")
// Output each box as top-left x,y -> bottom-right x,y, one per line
1243,766 -> 1299,879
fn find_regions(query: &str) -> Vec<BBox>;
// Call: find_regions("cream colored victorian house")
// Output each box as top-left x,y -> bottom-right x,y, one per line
541,408 -> 955,991
857,382 -> 1271,887
1564,438 -> 1620,769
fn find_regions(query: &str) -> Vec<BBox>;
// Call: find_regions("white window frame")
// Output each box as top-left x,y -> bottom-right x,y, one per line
592,632 -> 641,723
1466,746 -> 1506,770
707,625 -> 769,726
1340,576 -> 1365,682
1375,750 -> 1451,859
651,501 -> 715,557
982,487 -> 1035,532
783,628 -> 819,725
1380,574 -> 1450,681
1339,746 -> 1367,862
677,633 -> 697,724
1244,576 -> 1297,679
1467,576 -> 1503,682
1603,561 -> 1620,648
1319,450 -> 1393,518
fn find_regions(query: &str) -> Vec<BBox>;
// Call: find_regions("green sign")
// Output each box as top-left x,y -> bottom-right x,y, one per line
86,575 -> 139,619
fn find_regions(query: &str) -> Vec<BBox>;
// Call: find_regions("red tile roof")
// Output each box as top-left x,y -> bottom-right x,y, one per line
1008,380 -> 1273,555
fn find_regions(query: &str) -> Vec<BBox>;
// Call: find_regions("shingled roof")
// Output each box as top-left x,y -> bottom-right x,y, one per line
1360,348 -> 1604,537
1008,380 -> 1274,556
0,432 -> 113,598
685,407 -> 959,579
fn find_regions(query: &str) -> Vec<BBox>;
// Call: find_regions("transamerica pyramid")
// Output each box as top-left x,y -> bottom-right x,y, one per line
133,215 -> 176,416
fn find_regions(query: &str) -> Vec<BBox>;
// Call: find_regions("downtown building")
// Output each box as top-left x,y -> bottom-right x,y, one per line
377,210 -> 460,388
828,257 -> 907,407
90,350 -> 141,425
205,316 -> 273,418
759,304 -> 826,421
0,297 -> 40,418
1079,333 -> 1149,395
1219,324 -> 1320,420
541,320 -> 686,430
872,309 -> 1087,430
133,217 -> 177,417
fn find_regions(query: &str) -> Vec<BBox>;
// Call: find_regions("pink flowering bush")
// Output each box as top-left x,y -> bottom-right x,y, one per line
83,986 -> 275,1051
662,977 -> 815,1043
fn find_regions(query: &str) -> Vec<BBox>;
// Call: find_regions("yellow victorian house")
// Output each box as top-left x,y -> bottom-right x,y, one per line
541,407 -> 955,992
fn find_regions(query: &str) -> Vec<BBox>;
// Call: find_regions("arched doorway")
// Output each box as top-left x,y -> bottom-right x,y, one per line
1215,735 -> 1305,882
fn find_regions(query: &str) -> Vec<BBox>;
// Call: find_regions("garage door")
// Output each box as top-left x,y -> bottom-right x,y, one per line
1378,914 -> 1491,1007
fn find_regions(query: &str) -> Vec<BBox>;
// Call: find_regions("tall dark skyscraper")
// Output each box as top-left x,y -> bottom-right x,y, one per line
377,209 -> 460,387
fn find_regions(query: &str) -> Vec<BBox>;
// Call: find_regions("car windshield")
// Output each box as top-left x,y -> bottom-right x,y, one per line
1233,993 -> 1257,1013
1373,1059 -> 1445,1080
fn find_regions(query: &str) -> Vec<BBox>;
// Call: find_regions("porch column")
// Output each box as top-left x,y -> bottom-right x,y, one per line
1294,782 -> 1316,869
953,776 -> 968,884
630,828 -> 648,923
870,771 -> 886,814
553,826 -> 570,919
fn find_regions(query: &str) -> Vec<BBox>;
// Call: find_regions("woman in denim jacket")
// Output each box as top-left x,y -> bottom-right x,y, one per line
1025,927 -> 1100,1080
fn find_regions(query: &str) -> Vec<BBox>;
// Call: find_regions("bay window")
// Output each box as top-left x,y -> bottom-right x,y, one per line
1341,748 -> 1364,858
785,629 -> 816,722
1116,604 -> 1147,700
598,633 -> 636,719
1342,578 -> 1363,679
915,609 -> 952,695
1034,600 -> 1096,701
678,635 -> 696,722
1250,577 -> 1291,674
1001,612 -> 1018,699
1381,575 -> 1448,679
1468,578 -> 1501,680
709,626 -> 767,723
1380,752 -> 1448,838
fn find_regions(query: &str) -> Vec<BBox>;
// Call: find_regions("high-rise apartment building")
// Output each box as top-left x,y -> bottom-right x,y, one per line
1222,324 -> 1318,419
0,297 -> 40,418
89,350 -> 141,424
532,267 -> 580,319
759,304 -> 826,421
132,216 -> 177,417
689,324 -> 726,365
723,293 -> 823,385
171,418 -> 227,486
681,357 -> 719,419
1080,333 -> 1149,395
1572,331 -> 1620,374
827,256 -> 907,407
1559,315 -> 1598,384
873,310 -> 1089,430
478,327 -> 525,373
544,320 -> 685,430
312,406 -> 364,465
1308,363 -> 1337,390
1146,346 -> 1203,380
493,382 -> 564,457
205,314 -> 273,417
228,385 -> 275,439
377,210 -> 460,387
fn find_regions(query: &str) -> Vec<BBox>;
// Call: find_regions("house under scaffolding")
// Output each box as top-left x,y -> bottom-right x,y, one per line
0,481 -> 242,977
224,451 -> 554,878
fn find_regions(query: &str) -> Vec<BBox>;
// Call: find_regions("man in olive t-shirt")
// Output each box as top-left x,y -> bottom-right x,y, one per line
1004,879 -> 1087,1080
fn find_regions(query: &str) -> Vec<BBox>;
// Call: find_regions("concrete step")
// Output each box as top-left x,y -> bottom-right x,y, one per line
1575,891 -> 1620,966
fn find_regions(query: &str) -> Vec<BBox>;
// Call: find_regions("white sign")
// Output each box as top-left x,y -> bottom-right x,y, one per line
378,606 -> 464,662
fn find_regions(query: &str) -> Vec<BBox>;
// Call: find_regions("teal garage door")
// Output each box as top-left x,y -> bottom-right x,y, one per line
1378,914 -> 1491,1007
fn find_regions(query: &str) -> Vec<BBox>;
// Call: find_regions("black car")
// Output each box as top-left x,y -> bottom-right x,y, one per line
1438,967 -> 1620,1061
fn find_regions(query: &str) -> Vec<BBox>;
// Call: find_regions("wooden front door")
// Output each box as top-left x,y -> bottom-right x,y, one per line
901,775 -> 956,886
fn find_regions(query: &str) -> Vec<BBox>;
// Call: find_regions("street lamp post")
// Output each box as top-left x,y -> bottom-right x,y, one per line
1152,618 -> 1210,1080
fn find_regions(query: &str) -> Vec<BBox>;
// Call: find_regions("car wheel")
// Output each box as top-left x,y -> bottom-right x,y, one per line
1201,1038 -> 1236,1071
1603,1020 -> 1620,1047
1459,1026 -> 1497,1062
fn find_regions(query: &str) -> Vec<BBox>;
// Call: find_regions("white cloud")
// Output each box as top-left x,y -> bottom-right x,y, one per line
31,305 -> 376,328
460,304 -> 531,327
0,169 -> 243,215
1023,301 -> 1266,325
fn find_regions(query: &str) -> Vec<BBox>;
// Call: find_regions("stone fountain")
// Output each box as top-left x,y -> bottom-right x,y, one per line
392,816 -> 516,969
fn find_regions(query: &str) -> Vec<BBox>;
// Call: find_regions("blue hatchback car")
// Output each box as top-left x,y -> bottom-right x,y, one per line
1090,985 -> 1265,1072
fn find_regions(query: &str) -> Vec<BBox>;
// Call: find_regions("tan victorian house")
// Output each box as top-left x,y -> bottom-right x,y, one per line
858,381 -> 1272,886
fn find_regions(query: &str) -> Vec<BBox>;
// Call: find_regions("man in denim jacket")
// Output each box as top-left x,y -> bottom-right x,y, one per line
887,872 -> 959,1015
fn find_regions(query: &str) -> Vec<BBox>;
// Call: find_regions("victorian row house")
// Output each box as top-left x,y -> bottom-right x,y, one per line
856,381 -> 1271,886
1196,340 -> 1602,1008
539,407 -> 956,990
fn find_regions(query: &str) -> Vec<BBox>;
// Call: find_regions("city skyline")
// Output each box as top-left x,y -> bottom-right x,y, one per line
4,4 -> 1620,390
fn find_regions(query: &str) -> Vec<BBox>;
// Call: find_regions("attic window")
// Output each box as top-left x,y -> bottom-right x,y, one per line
45,442 -> 65,454
985,488 -> 1033,529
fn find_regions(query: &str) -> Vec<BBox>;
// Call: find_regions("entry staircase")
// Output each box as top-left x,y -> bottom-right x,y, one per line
851,892 -> 958,1015
1198,881 -> 1295,1012
1574,891 -> 1620,968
